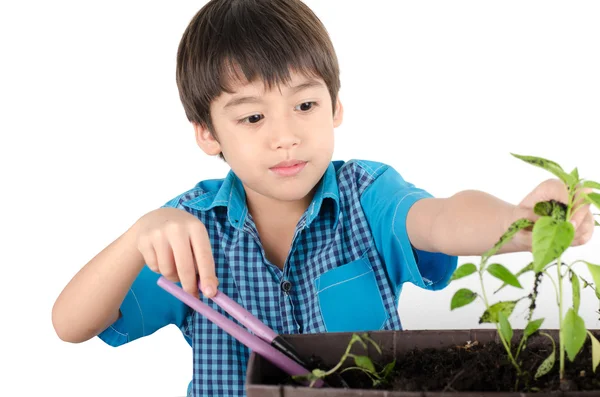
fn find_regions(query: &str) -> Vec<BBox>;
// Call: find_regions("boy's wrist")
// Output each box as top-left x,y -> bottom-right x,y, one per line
123,222 -> 146,271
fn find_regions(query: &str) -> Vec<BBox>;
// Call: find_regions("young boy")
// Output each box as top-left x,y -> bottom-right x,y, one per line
52,0 -> 595,396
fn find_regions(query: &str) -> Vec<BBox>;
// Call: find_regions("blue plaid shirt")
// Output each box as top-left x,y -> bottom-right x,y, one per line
98,159 -> 457,396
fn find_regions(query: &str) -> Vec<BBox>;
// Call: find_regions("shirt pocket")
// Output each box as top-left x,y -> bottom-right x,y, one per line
314,257 -> 389,333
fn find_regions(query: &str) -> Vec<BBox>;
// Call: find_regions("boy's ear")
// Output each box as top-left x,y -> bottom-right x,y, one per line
333,97 -> 344,128
193,122 -> 222,156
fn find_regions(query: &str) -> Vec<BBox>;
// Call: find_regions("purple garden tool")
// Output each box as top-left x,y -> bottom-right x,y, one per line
156,276 -> 323,388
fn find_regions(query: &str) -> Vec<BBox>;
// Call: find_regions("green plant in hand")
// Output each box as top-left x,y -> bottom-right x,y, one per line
292,333 -> 396,388
450,153 -> 600,389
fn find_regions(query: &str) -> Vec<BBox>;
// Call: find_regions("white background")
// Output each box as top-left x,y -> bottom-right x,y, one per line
2,1 -> 600,396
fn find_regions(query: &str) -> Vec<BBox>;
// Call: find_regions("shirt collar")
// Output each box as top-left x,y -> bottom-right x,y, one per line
304,161 -> 340,229
182,162 -> 340,230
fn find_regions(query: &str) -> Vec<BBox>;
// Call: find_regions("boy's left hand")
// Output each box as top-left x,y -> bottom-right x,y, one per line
516,178 -> 595,248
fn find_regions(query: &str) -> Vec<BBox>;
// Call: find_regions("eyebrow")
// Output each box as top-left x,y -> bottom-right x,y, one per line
223,79 -> 325,109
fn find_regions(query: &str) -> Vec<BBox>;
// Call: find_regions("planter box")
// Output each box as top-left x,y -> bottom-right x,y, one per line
246,329 -> 600,396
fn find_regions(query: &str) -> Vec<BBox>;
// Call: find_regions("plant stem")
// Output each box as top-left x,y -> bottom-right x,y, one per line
479,267 -> 521,374
479,268 -> 490,307
325,339 -> 356,376
571,202 -> 587,216
570,185 -> 587,216
557,256 -> 565,381
543,270 -> 560,305
566,259 -> 587,272
516,272 -> 543,363
555,186 -> 577,381
498,326 -> 520,373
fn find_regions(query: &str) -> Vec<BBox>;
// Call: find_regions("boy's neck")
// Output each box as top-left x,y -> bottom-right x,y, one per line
245,187 -> 316,228
244,187 -> 317,269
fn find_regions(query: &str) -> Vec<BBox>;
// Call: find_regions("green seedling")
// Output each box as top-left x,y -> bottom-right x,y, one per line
450,153 -> 600,390
292,333 -> 396,388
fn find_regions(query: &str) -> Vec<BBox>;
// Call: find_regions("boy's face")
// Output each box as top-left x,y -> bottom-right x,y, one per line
194,70 -> 343,205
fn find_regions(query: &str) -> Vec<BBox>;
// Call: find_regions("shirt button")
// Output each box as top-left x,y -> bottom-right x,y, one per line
280,280 -> 292,293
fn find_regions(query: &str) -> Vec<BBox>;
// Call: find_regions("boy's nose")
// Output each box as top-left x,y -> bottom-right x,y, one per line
269,121 -> 301,150
273,134 -> 300,150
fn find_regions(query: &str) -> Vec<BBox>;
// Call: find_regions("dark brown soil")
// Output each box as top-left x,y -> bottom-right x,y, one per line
282,333 -> 600,393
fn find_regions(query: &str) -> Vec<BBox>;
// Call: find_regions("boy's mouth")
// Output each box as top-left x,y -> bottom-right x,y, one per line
270,160 -> 307,177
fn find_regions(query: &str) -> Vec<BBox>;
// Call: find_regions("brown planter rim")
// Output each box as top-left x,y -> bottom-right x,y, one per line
245,328 -> 600,397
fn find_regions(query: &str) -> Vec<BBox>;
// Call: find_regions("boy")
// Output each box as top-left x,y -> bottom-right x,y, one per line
52,0 -> 595,396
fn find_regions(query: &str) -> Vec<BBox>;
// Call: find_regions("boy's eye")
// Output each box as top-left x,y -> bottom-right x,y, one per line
295,102 -> 315,111
238,102 -> 316,124
240,114 -> 264,124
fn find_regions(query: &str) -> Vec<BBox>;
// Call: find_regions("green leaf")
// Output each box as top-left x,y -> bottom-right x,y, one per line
350,333 -> 367,350
596,220 -> 600,227
495,262 -> 533,294
354,355 -> 376,373
498,311 -> 513,343
292,371 -> 322,388
582,180 -> 600,190
479,301 -> 517,323
451,288 -> 478,310
551,201 -> 568,221
487,263 -> 522,288
360,333 -> 382,355
533,200 -> 567,221
584,192 -> 600,210
450,263 -> 477,281
535,351 -> 556,379
571,270 -> 581,313
311,369 -> 326,378
534,201 -> 553,217
482,218 -> 534,262
563,308 -> 587,362
341,365 -> 374,375
587,331 -> 600,373
570,167 -> 580,181
581,274 -> 600,300
586,262 -> 600,299
535,332 -> 556,379
532,217 -> 575,273
535,347 -> 556,379
524,318 -> 544,338
379,360 -> 395,378
511,153 -> 575,187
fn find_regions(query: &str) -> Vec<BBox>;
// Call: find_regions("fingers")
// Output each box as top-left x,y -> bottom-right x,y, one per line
550,178 -> 571,205
137,236 -> 159,272
571,187 -> 592,226
570,203 -> 591,230
170,227 -> 200,298
572,210 -> 595,246
190,224 -> 218,298
134,208 -> 217,299
569,187 -> 593,246
519,178 -> 569,208
154,232 -> 178,282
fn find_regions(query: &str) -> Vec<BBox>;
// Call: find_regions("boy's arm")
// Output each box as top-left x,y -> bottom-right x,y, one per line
359,162 -> 457,292
407,190 -> 529,256
53,202 -> 210,346
52,223 -> 145,343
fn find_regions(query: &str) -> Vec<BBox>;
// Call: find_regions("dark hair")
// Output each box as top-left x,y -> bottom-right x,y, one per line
176,0 -> 341,145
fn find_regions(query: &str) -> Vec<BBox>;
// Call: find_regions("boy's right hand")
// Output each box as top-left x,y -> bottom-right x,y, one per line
134,207 -> 218,299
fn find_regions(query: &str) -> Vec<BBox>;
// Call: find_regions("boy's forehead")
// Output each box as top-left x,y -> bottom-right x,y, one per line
223,70 -> 324,95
